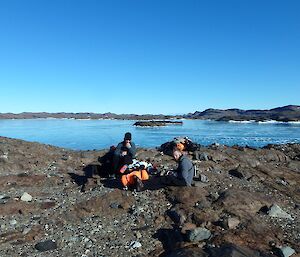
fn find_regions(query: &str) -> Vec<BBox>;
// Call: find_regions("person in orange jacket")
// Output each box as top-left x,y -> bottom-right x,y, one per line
120,164 -> 149,191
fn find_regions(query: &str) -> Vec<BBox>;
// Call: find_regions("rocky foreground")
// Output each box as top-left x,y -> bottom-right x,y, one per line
0,137 -> 300,257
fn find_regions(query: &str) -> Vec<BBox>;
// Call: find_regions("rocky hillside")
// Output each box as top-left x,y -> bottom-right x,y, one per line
185,105 -> 300,122
0,112 -> 177,120
0,136 -> 300,256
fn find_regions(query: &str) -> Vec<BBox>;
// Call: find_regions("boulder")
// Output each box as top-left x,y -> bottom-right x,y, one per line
268,204 -> 293,220
187,227 -> 211,242
34,240 -> 57,252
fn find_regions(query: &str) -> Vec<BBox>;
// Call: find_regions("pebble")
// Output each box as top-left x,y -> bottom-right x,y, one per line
9,219 -> 17,226
21,192 -> 33,202
129,241 -> 142,249
200,174 -> 209,183
226,217 -> 240,229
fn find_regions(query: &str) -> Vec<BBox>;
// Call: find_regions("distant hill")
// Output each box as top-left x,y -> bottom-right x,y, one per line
185,105 -> 300,122
0,112 -> 178,120
1,105 -> 299,121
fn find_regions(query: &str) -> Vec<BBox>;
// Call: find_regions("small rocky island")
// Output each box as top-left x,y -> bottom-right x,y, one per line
0,136 -> 300,256
133,120 -> 183,127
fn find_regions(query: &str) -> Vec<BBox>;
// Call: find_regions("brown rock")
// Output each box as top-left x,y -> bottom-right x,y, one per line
181,223 -> 197,234
166,187 -> 208,207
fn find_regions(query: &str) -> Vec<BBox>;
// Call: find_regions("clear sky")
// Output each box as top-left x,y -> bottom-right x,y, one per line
0,0 -> 299,114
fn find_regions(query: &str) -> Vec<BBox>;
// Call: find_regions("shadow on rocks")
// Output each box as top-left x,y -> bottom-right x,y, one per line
101,178 -> 124,190
153,228 -> 184,255
68,172 -> 88,192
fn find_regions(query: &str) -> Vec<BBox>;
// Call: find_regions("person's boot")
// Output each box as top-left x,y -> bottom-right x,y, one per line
135,176 -> 144,192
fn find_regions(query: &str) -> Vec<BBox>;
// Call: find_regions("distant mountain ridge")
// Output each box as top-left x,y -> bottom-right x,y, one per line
0,105 -> 300,121
0,112 -> 177,120
185,105 -> 300,121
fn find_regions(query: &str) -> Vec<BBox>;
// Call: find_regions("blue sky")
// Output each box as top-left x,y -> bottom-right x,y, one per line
0,0 -> 299,114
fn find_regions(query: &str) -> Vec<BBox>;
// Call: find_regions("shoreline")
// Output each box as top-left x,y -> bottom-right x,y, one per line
1,117 -> 300,123
1,135 -> 300,153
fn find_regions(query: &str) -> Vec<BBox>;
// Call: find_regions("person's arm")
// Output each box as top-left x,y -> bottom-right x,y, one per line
127,142 -> 136,157
177,157 -> 192,185
114,142 -> 123,156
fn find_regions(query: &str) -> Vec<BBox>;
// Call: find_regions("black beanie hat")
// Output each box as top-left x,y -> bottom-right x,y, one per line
124,132 -> 132,140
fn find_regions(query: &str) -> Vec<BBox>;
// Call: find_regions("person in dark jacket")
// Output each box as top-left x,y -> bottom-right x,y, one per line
163,149 -> 194,186
112,132 -> 136,176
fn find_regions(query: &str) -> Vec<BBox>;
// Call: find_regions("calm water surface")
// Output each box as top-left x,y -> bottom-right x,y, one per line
0,119 -> 299,150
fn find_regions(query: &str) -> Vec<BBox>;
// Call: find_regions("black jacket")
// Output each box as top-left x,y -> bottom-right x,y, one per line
114,141 -> 136,158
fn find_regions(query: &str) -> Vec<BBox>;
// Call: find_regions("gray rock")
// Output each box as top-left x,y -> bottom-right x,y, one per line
129,241 -> 142,249
280,246 -> 296,257
268,204 -> 292,220
110,202 -> 120,209
194,152 -> 209,161
21,192 -> 33,202
0,195 -> 10,204
210,192 -> 220,201
22,227 -> 32,235
35,240 -> 57,252
9,219 -> 17,226
187,227 -> 211,242
200,174 -> 209,183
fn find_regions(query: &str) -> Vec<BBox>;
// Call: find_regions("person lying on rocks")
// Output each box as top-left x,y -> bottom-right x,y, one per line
162,149 -> 194,186
119,162 -> 149,191
112,132 -> 136,177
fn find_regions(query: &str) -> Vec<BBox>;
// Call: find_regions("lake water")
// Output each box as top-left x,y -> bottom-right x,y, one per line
0,119 -> 299,150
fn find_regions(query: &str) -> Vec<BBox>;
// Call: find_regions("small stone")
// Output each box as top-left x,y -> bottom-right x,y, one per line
9,219 -> 17,226
135,231 -> 142,239
34,240 -> 57,252
181,222 -> 197,234
22,227 -> 32,235
200,174 -> 209,183
211,168 -> 222,174
280,246 -> 296,257
226,217 -> 240,229
268,204 -> 292,220
110,202 -> 120,209
129,241 -> 142,249
0,195 -> 10,204
21,192 -> 32,202
187,227 -> 211,242
210,192 -> 220,201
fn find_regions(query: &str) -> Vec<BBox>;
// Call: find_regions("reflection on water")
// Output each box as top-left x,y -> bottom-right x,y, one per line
0,119 -> 299,150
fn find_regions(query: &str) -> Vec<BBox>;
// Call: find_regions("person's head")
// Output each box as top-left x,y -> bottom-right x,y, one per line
124,132 -> 132,143
173,149 -> 183,161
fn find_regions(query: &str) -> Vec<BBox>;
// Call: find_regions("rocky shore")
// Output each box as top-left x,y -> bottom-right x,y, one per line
0,136 -> 300,257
